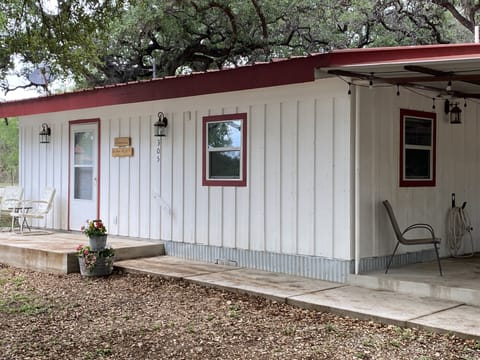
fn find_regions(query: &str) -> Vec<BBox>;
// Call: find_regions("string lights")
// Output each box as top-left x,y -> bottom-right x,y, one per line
339,76 -> 480,124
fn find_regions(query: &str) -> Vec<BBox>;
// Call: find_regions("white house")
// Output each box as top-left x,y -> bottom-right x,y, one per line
1,44 -> 480,282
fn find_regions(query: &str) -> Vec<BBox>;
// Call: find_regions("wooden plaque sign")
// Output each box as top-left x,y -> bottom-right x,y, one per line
114,137 -> 131,147
112,147 -> 134,157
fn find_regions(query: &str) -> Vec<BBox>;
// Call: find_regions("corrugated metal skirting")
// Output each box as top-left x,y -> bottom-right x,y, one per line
164,242 -> 438,283
164,242 -> 351,283
358,249 -> 437,274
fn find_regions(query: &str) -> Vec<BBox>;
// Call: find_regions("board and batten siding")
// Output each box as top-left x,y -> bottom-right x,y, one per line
18,78 -> 354,280
357,85 -> 480,268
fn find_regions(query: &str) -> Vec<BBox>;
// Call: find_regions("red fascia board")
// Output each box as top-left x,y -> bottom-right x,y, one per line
0,55 -> 325,118
328,43 -> 480,66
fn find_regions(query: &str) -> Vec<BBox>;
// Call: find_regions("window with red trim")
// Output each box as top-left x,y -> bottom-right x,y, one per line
202,113 -> 247,187
400,109 -> 436,187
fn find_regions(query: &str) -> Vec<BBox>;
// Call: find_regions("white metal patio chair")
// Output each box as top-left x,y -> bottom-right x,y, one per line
382,200 -> 443,276
10,187 -> 56,234
0,186 -> 24,229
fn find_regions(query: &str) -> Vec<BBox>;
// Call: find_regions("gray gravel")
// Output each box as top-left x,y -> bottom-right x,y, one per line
0,265 -> 478,359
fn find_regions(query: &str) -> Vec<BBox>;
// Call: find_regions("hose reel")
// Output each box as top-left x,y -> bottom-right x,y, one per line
447,194 -> 474,258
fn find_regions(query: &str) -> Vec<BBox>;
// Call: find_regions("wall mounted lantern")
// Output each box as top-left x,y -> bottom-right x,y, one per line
154,112 -> 168,137
39,123 -> 51,143
444,99 -> 462,124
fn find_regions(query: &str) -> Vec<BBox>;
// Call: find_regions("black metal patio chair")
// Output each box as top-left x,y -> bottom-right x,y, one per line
382,200 -> 442,276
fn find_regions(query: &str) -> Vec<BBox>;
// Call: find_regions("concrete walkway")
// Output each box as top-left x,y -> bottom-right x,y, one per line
115,256 -> 480,340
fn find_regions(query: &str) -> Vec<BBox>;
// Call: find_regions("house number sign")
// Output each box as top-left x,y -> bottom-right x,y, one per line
112,137 -> 134,157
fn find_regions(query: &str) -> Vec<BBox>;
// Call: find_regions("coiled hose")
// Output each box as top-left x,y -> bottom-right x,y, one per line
446,205 -> 474,258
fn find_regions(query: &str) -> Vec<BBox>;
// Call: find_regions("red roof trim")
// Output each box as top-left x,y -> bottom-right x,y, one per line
0,56 -> 324,118
2,44 -> 480,118
327,43 -> 480,66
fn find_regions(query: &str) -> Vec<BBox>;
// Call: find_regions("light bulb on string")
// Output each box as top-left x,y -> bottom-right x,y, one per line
446,80 -> 452,92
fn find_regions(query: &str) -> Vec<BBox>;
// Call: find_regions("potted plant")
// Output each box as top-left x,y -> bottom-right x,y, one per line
77,219 -> 114,276
76,244 -> 115,277
81,219 -> 107,250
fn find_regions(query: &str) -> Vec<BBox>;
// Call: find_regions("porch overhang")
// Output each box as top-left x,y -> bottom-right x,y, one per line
316,47 -> 480,99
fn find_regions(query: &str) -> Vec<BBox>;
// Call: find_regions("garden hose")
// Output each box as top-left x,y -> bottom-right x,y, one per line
446,204 -> 474,258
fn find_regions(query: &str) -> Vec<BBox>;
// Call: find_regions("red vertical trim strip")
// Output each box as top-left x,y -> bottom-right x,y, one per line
96,119 -> 101,219
67,123 -> 71,231
202,117 -> 207,186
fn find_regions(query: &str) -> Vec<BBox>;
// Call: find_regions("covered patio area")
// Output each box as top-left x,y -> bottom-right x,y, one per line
350,255 -> 480,307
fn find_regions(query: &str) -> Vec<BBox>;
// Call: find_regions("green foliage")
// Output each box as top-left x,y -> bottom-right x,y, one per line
0,117 -> 18,184
325,323 -> 336,332
228,302 -> 240,318
0,0 -> 125,93
83,0 -> 475,86
2,0 -> 479,90
0,270 -> 50,315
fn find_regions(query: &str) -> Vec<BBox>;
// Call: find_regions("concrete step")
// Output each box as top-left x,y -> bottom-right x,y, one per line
349,257 -> 480,307
349,273 -> 480,307
0,231 -> 165,274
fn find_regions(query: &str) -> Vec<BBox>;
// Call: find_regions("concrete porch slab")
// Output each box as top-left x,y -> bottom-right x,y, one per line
288,286 -> 461,327
0,231 -> 165,273
186,267 -> 345,302
349,256 -> 480,307
410,305 -> 480,339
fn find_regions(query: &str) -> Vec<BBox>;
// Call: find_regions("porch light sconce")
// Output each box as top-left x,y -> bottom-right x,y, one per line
154,112 -> 168,137
444,99 -> 462,124
39,123 -> 51,143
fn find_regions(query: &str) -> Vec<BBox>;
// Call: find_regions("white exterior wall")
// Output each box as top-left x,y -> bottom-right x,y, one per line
18,78 -> 353,279
357,85 -> 480,262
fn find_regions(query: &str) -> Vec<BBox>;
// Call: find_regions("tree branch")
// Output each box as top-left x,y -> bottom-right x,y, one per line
432,0 -> 474,31
250,0 -> 269,54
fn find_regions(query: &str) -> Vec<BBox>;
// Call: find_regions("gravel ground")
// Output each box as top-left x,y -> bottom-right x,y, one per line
0,264 -> 479,360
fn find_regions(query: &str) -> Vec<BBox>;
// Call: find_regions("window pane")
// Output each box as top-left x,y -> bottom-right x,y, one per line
208,121 -> 241,148
209,151 -> 240,179
74,167 -> 93,200
74,131 -> 94,165
405,149 -> 431,179
405,117 -> 432,146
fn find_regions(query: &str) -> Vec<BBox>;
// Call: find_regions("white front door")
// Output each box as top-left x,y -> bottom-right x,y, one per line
69,121 -> 99,230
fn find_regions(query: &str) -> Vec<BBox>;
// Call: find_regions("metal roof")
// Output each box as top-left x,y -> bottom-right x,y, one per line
2,43 -> 480,117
